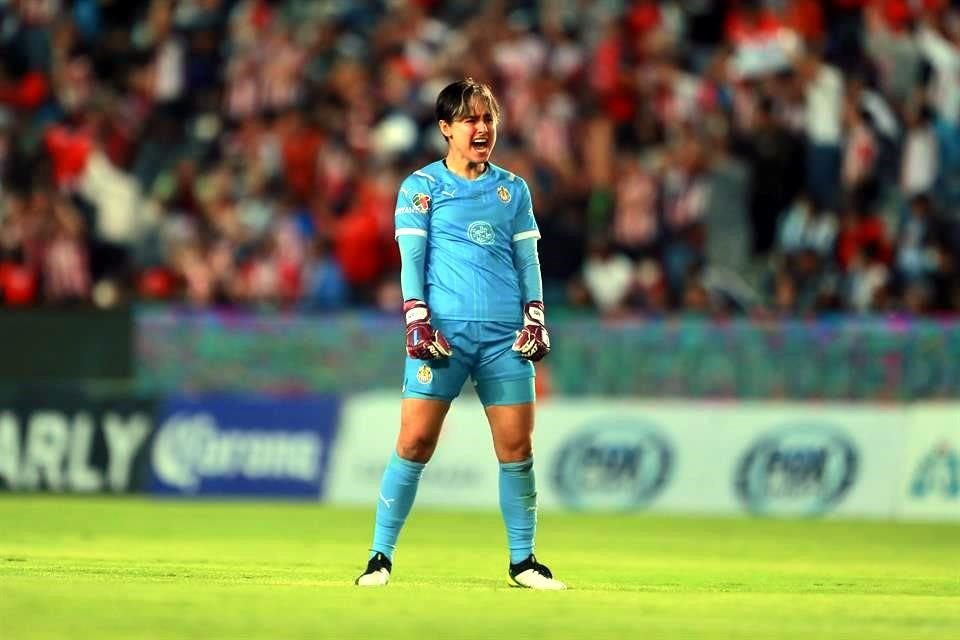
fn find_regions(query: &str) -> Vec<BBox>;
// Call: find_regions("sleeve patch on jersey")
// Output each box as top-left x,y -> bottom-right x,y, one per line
396,228 -> 428,238
412,192 -> 432,213
512,230 -> 541,242
497,185 -> 511,203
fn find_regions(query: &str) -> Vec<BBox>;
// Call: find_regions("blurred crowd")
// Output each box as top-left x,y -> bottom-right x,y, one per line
1,0 -> 959,316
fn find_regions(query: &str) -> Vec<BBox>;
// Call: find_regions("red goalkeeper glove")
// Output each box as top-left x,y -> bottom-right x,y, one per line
404,299 -> 453,360
512,301 -> 550,362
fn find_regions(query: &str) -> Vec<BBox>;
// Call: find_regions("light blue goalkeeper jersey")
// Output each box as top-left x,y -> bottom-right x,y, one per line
394,160 -> 540,323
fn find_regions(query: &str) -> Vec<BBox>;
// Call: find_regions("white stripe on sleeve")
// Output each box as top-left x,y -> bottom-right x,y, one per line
512,230 -> 541,242
395,228 -> 428,238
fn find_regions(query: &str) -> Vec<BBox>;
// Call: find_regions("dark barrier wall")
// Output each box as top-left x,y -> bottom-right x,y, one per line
0,307 -> 133,381
137,309 -> 960,400
0,387 -> 155,492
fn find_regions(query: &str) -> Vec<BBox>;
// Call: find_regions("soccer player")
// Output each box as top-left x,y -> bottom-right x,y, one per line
355,78 -> 565,590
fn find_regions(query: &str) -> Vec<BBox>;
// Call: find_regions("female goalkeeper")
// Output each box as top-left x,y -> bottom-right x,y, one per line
355,78 -> 564,590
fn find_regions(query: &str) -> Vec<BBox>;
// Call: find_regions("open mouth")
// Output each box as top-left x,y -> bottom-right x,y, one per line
471,137 -> 490,152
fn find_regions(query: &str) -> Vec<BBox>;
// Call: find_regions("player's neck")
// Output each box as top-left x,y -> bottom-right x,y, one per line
443,155 -> 488,181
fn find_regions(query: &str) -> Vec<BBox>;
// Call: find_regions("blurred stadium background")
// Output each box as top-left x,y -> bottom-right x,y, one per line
1,0 -> 959,638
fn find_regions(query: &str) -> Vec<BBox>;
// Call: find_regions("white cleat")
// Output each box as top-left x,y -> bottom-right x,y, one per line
509,554 -> 567,590
356,568 -> 389,586
355,552 -> 391,587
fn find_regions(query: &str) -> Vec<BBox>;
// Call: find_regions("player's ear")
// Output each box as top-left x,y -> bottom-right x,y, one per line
438,120 -> 452,140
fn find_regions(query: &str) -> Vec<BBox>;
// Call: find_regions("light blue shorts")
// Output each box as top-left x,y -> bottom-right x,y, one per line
402,319 -> 535,406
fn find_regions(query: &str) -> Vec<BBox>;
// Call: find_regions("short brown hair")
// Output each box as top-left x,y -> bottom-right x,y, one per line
435,78 -> 502,127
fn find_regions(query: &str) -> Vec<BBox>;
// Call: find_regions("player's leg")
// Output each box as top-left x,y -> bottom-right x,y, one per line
356,398 -> 450,587
475,323 -> 566,590
357,322 -> 472,586
376,397 -> 452,551
485,398 -> 537,561
482,396 -> 563,590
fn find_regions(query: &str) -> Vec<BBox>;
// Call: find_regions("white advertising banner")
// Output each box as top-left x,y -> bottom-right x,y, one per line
894,406 -> 960,521
532,401 -> 908,518
325,392 -> 500,508
328,394 -> 921,519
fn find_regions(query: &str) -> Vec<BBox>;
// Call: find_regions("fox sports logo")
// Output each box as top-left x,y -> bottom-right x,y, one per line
735,425 -> 858,517
552,420 -> 672,510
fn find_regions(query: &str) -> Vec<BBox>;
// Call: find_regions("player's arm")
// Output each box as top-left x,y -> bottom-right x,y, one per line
395,178 -> 451,360
510,180 -> 550,362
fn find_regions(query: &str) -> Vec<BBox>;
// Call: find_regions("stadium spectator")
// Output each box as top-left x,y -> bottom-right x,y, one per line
778,194 -> 838,258
894,193 -> 959,309
582,235 -> 633,316
0,0 -> 957,317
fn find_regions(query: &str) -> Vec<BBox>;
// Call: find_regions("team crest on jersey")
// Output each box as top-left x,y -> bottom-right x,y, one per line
412,193 -> 432,213
497,185 -> 511,203
468,221 -> 496,245
417,364 -> 433,384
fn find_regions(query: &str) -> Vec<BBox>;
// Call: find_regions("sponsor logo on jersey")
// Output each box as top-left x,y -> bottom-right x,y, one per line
412,192 -> 431,213
497,185 -> 511,203
735,425 -> 857,516
910,442 -> 959,499
467,221 -> 495,245
552,419 -> 673,510
417,364 -> 433,384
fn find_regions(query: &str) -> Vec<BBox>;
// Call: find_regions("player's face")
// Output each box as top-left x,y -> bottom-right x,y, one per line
441,98 -> 498,166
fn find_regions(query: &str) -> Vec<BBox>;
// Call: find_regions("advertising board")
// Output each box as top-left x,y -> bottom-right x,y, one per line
328,394 -> 909,519
0,389 -> 154,492
895,406 -> 960,520
148,393 -> 340,498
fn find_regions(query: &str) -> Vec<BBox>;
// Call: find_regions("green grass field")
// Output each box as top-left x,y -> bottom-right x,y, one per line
1,496 -> 957,639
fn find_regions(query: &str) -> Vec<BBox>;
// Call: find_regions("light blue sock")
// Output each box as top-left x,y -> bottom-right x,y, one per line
370,451 -> 426,561
499,457 -> 537,564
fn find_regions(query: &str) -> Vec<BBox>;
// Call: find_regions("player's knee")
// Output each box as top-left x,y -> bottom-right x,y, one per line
497,442 -> 532,463
396,436 -> 438,463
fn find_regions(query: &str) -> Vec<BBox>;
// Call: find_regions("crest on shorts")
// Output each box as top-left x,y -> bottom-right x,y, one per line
497,185 -> 511,203
417,364 -> 433,384
412,192 -> 431,213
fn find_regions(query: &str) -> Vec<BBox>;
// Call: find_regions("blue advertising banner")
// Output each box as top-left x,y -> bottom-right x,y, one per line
148,393 -> 339,498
